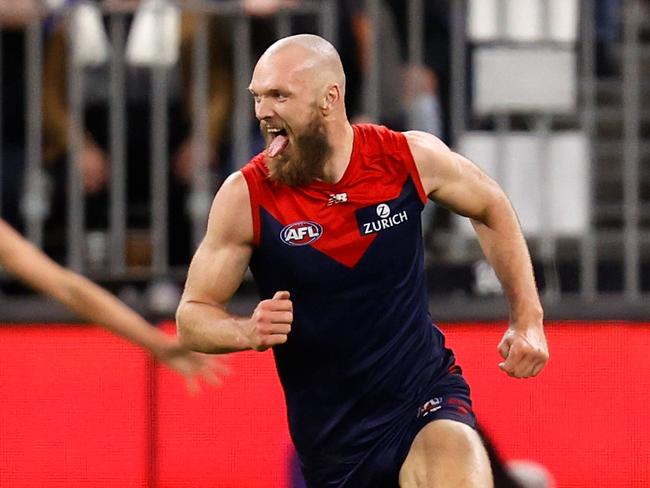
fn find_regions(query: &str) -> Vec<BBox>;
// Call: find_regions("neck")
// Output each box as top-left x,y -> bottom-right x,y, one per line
321,121 -> 354,184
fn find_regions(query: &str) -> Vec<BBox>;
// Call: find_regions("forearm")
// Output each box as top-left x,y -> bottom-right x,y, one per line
54,271 -> 175,357
0,222 -> 173,356
471,196 -> 543,325
176,300 -> 252,354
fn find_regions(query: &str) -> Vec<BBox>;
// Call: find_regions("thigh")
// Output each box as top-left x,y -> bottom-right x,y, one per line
398,419 -> 493,488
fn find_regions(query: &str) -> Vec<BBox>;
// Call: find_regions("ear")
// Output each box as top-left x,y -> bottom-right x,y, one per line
319,84 -> 341,114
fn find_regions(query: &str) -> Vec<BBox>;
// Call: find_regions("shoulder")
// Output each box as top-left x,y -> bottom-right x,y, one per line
402,132 -> 503,216
403,130 -> 452,163
403,131 -> 457,196
219,170 -> 250,201
211,171 -> 253,220
205,171 -> 254,246
222,150 -> 273,209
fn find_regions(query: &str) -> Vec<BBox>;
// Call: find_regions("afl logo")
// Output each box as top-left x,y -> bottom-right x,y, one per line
280,221 -> 323,246
376,204 -> 391,218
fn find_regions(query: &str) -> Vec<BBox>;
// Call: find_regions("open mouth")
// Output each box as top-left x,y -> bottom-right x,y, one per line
267,127 -> 288,139
266,127 -> 289,158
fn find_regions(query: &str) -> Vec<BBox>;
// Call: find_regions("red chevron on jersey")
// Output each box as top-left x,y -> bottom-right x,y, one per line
241,124 -> 427,269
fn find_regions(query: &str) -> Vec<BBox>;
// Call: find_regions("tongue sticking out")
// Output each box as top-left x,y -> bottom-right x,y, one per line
266,134 -> 289,158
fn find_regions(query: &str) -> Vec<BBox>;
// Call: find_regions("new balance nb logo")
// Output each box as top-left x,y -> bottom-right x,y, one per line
327,193 -> 348,206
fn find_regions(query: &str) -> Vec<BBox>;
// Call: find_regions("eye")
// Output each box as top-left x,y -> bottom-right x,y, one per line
276,94 -> 288,102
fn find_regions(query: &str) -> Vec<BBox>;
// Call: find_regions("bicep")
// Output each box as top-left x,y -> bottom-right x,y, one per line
180,173 -> 253,308
182,236 -> 252,308
407,131 -> 505,223
430,152 -> 505,222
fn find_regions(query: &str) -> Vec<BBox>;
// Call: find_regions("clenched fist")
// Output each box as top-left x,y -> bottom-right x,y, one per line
246,291 -> 293,351
498,325 -> 549,378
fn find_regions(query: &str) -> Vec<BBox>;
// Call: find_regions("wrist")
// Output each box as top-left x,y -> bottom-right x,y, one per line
509,305 -> 544,329
503,281 -> 542,320
233,316 -> 255,351
150,335 -> 179,360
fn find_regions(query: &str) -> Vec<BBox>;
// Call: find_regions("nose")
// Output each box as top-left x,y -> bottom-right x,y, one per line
255,97 -> 274,121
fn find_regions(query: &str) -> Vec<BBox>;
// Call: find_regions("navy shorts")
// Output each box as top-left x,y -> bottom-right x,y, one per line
299,354 -> 476,488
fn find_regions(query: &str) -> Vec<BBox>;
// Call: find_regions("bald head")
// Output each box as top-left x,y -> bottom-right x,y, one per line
257,34 -> 346,97
249,35 -> 354,186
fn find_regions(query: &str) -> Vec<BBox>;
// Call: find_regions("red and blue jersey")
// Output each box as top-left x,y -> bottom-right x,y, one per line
241,124 -> 451,465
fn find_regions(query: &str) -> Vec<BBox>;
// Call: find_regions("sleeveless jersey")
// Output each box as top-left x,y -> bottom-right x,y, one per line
241,124 -> 450,463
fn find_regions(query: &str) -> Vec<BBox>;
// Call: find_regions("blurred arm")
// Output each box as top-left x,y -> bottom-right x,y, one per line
0,219 -> 171,354
0,219 -> 225,389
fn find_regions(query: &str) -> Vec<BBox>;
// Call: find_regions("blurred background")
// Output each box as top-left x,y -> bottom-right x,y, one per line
0,0 -> 648,487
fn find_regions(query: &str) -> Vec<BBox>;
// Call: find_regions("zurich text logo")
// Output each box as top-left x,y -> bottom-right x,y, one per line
280,221 -> 323,246
361,203 -> 409,235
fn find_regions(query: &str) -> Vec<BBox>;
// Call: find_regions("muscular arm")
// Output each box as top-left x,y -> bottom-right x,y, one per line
406,131 -> 548,378
176,172 -> 292,354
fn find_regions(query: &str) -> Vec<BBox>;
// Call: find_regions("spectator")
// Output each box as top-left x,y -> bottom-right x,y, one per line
41,0 -> 233,266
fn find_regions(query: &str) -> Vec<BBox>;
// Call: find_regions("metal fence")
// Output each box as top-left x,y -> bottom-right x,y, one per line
1,0 -> 649,318
449,0 -> 649,310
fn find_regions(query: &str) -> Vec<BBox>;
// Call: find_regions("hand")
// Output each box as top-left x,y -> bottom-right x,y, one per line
79,139 -> 109,194
246,290 -> 293,351
497,324 -> 549,378
157,341 -> 230,394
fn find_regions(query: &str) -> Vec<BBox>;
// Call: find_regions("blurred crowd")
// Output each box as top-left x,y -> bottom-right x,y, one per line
0,0 -> 625,287
0,0 -> 449,271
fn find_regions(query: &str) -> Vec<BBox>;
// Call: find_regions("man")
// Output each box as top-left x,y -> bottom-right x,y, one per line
0,219 -> 225,393
177,34 -> 548,487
